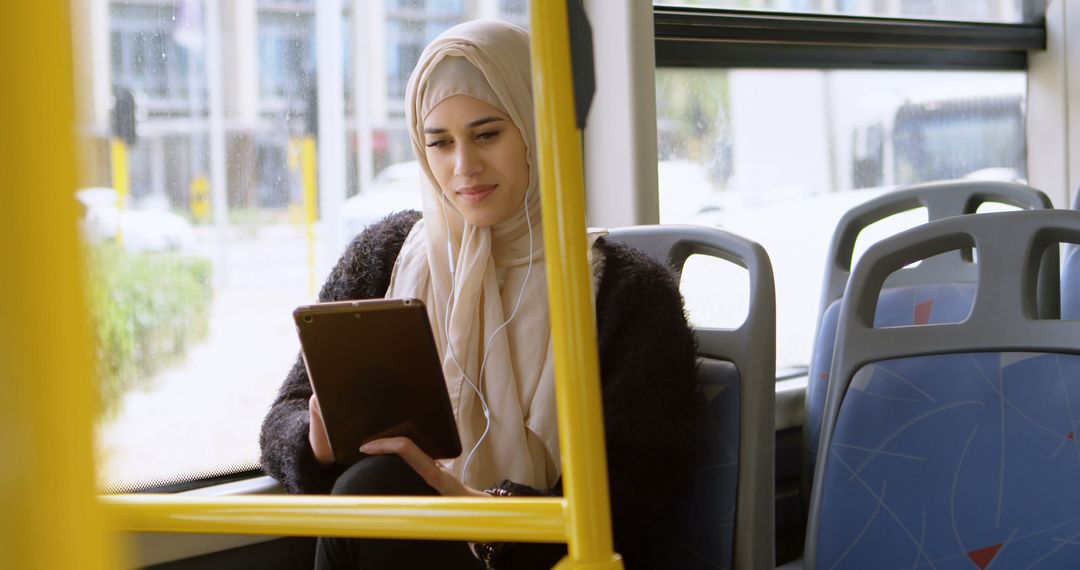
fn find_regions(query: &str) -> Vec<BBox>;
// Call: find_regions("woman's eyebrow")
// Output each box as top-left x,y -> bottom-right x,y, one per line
423,116 -> 505,134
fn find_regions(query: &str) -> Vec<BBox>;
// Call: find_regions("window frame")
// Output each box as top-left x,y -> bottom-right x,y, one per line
654,6 -> 1045,70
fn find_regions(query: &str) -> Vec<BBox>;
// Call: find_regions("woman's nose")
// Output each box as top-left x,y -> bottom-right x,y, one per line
454,145 -> 483,178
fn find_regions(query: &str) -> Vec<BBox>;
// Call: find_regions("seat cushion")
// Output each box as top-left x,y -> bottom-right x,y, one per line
815,352 -> 1080,569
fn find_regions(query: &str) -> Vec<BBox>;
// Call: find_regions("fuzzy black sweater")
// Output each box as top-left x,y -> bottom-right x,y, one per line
259,210 -> 702,569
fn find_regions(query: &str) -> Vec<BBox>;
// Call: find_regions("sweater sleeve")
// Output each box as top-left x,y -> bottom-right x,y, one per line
258,210 -> 421,494
594,239 -> 704,564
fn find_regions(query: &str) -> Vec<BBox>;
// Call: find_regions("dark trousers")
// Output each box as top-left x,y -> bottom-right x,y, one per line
314,455 -> 485,570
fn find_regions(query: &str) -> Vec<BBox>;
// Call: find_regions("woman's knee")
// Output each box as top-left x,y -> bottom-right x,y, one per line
331,455 -> 433,497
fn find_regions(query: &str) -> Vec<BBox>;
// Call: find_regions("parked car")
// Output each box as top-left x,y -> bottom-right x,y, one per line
76,187 -> 195,253
341,161 -> 424,239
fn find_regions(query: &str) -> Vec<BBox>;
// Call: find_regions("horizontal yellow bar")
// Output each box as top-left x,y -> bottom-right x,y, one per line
104,495 -> 568,543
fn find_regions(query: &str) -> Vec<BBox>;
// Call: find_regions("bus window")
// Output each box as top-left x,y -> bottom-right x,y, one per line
77,0 -> 529,493
655,68 -> 1026,369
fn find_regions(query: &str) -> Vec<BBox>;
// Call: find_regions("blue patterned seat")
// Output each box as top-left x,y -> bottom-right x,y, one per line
818,351 -> 1080,569
607,225 -> 775,570
806,182 -> 1053,486
807,283 -> 976,468
806,210 -> 1080,570
654,358 -> 740,568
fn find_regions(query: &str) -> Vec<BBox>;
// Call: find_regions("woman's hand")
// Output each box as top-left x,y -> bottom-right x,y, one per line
308,394 -> 335,466
360,437 -> 487,497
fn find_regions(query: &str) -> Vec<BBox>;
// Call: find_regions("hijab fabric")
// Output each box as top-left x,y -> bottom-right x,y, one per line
386,20 -> 558,491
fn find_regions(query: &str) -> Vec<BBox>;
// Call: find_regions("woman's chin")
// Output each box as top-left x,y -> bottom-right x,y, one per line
457,206 -> 509,228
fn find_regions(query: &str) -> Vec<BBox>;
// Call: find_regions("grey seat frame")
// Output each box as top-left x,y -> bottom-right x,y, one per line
804,209 -> 1080,569
607,224 -> 775,570
806,181 -> 1056,490
816,181 -> 1053,314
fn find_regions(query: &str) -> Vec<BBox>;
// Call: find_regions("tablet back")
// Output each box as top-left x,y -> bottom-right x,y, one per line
294,299 -> 462,465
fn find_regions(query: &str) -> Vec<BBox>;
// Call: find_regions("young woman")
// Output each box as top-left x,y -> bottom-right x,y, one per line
260,19 -> 702,569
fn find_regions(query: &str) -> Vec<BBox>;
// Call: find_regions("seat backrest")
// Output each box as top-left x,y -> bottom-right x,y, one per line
606,224 -> 775,570
805,181 -> 1054,488
805,210 -> 1080,570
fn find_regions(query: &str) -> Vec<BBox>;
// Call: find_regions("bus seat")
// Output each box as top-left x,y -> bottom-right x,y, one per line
606,225 -> 775,570
805,181 -> 1054,491
805,210 -> 1080,570
1064,190 -> 1080,319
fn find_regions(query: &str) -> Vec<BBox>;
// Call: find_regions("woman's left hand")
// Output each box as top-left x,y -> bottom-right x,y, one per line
360,437 -> 487,497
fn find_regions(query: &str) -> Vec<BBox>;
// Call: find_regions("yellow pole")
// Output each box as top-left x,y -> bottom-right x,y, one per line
103,495 -> 567,542
302,135 -> 318,297
530,3 -> 622,569
110,137 -> 130,245
0,3 -> 116,569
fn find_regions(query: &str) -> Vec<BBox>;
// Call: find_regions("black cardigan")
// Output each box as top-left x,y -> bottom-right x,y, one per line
259,210 -> 702,568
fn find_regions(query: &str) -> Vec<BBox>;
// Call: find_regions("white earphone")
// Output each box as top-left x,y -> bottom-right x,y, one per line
439,188 -> 535,481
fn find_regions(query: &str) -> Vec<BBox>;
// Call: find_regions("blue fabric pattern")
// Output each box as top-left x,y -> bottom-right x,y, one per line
815,352 -> 1080,569
807,284 -> 976,468
652,359 -> 740,569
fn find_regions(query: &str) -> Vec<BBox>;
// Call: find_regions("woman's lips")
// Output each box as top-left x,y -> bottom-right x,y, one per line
456,184 -> 496,204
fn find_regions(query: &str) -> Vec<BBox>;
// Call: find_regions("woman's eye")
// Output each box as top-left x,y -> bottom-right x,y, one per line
425,139 -> 451,148
476,130 -> 500,141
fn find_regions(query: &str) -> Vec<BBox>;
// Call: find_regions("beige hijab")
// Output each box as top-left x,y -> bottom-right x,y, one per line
386,20 -> 559,491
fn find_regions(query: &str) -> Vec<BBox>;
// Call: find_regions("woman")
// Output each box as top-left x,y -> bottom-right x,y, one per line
260,19 -> 702,569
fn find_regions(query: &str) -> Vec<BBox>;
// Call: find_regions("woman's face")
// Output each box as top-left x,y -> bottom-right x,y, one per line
423,95 -> 530,228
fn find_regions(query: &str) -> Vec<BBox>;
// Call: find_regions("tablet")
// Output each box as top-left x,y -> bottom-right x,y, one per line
293,298 -> 462,465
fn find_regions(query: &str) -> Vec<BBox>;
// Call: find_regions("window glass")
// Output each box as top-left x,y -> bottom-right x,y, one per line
656,68 -> 1025,368
654,0 -> 1036,24
680,254 -> 750,330
78,0 -> 528,492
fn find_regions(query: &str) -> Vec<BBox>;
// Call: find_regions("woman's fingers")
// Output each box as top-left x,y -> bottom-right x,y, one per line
360,437 -> 482,497
362,437 -> 441,482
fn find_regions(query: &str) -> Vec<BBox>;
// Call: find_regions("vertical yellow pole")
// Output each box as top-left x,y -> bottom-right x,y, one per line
0,3 -> 116,570
530,3 -> 623,569
302,136 -> 318,297
110,137 -> 130,245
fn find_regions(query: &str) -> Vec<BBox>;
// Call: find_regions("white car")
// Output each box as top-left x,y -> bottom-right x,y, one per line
76,187 -> 195,253
341,161 -> 424,239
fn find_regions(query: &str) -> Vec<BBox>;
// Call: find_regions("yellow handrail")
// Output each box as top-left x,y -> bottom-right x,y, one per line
14,2 -> 621,568
102,496 -> 566,542
1,4 -> 116,569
